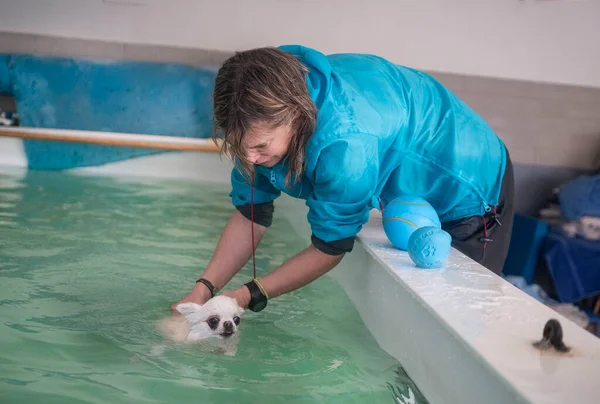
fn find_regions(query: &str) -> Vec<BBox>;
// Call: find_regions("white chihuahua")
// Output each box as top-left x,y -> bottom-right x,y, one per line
155,295 -> 244,356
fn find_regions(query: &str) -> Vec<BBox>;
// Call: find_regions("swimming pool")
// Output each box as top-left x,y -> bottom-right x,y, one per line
0,170 -> 427,404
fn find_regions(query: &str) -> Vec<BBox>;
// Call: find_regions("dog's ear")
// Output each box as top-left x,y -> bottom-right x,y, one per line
175,302 -> 203,317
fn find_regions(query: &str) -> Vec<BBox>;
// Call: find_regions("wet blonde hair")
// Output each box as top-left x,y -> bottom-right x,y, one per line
212,47 -> 317,186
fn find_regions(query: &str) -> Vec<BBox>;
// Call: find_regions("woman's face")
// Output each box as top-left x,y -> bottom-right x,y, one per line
242,123 -> 293,167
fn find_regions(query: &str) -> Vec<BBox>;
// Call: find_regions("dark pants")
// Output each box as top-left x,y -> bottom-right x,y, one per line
442,152 -> 515,275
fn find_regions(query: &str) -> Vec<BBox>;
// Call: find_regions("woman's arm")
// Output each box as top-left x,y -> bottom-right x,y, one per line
171,210 -> 267,311
223,245 -> 344,308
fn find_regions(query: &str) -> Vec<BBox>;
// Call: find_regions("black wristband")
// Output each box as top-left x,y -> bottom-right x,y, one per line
244,279 -> 268,312
196,278 -> 216,298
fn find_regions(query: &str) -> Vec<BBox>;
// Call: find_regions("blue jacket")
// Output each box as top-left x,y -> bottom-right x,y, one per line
230,45 -> 507,244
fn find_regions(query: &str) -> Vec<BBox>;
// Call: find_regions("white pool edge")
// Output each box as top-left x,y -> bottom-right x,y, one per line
278,192 -> 599,404
1,144 -> 599,404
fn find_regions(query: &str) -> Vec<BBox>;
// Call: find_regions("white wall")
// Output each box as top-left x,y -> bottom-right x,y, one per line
1,0 -> 599,88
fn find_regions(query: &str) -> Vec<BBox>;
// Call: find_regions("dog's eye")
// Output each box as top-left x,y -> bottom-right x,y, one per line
207,317 -> 220,329
233,316 -> 240,326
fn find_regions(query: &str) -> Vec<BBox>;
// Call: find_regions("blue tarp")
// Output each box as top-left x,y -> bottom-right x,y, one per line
1,53 -> 217,169
0,54 -> 11,94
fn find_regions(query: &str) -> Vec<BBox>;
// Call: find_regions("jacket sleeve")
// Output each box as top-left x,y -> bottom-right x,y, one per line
230,158 -> 281,227
306,135 -> 379,252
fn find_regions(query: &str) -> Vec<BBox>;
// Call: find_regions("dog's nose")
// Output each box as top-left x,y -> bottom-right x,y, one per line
223,321 -> 233,331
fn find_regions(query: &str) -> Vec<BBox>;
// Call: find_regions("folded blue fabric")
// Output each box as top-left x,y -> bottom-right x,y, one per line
559,175 -> 600,221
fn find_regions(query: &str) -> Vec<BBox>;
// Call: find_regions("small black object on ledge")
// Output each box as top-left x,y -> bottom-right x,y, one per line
533,318 -> 570,353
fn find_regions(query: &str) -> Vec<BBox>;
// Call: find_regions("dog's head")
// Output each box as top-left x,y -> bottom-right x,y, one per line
175,296 -> 243,339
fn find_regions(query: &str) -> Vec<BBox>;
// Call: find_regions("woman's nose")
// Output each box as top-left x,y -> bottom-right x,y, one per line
246,150 -> 259,164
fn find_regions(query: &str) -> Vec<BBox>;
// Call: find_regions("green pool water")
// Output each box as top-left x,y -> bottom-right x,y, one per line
0,170 -> 425,404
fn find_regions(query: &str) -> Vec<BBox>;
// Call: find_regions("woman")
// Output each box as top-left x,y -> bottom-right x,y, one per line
172,45 -> 514,312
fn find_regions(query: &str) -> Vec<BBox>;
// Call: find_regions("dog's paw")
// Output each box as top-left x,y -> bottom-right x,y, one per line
149,344 -> 167,356
219,346 -> 238,357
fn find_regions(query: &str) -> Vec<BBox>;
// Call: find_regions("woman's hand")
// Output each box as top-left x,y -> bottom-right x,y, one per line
221,287 -> 252,309
170,284 -> 250,313
170,210 -> 268,313
170,283 -> 212,313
